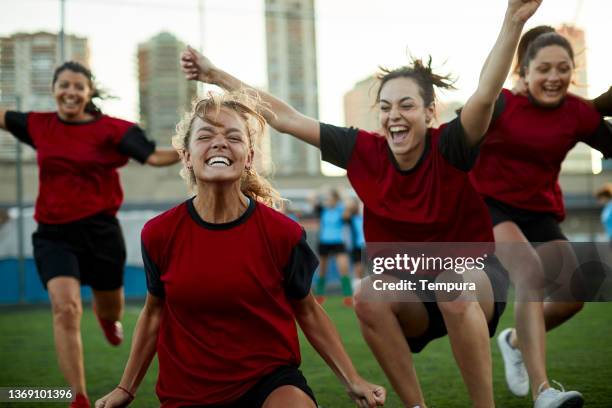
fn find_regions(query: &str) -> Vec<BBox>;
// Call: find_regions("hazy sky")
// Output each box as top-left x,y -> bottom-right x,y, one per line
1,0 -> 610,129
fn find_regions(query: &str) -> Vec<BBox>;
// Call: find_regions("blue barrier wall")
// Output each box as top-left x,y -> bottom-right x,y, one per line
0,259 -> 148,304
0,258 -> 342,304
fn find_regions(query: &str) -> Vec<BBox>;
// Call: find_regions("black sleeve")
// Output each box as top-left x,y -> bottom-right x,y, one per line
583,119 -> 612,159
438,116 -> 480,172
490,92 -> 507,123
283,229 -> 319,300
5,111 -> 35,148
117,126 -> 156,164
592,86 -> 612,117
455,92 -> 506,125
319,122 -> 359,169
141,241 -> 165,297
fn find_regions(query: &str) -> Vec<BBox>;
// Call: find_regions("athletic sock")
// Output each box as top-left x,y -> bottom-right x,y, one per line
316,275 -> 326,295
341,275 -> 352,296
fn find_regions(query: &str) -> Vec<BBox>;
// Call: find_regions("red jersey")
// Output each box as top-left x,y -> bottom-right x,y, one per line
470,89 -> 612,220
320,118 -> 494,244
141,198 -> 317,407
5,111 -> 155,224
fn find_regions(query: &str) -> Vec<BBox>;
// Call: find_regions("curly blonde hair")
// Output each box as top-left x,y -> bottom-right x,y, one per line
172,90 -> 283,208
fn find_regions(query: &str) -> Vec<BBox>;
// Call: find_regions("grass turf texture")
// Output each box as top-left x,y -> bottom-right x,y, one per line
0,298 -> 610,407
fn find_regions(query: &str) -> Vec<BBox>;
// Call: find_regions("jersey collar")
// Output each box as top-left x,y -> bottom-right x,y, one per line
187,196 -> 256,230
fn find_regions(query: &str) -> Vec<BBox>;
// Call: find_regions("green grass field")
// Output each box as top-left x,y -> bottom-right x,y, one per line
1,298 -> 611,407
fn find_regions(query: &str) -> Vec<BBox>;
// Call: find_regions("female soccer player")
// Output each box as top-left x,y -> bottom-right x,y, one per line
311,188 -> 352,304
596,184 -> 612,246
472,27 -> 612,406
179,1 -> 542,406
95,91 -> 385,408
0,61 -> 180,408
511,24 -> 612,116
346,198 -> 366,289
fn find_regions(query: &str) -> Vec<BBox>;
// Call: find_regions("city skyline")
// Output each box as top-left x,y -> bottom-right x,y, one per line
1,0 -> 609,128
0,3 -> 609,240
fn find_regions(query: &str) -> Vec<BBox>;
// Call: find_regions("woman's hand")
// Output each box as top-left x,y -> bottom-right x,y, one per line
95,388 -> 133,408
346,377 -> 386,408
180,46 -> 217,83
508,0 -> 543,24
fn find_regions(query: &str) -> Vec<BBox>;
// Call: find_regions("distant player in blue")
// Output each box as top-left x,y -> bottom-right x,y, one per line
596,184 -> 612,245
313,189 -> 352,305
346,198 -> 366,290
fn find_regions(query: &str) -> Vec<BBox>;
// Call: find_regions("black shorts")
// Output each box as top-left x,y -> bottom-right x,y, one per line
484,197 -> 567,243
184,365 -> 317,408
318,243 -> 346,256
32,213 -> 126,290
351,248 -> 363,264
405,255 -> 509,353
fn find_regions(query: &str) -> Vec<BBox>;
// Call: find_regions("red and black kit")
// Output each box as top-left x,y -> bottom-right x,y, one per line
319,118 -> 508,352
470,89 -> 612,242
5,111 -> 156,289
141,198 -> 319,407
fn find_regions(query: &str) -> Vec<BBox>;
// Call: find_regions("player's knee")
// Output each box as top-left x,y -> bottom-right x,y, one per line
52,300 -> 82,329
354,293 -> 386,325
510,251 -> 545,290
437,299 -> 474,318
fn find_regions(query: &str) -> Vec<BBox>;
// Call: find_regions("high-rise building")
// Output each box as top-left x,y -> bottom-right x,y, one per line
137,32 -> 197,145
343,75 -> 378,132
265,0 -> 320,176
0,32 -> 89,160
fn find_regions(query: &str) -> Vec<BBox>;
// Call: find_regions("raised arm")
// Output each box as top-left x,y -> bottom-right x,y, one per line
292,293 -> 386,407
95,294 -> 163,408
181,46 -> 321,147
461,0 -> 542,145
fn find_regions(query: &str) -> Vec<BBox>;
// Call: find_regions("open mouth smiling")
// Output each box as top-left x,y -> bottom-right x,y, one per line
389,125 -> 411,143
206,156 -> 233,167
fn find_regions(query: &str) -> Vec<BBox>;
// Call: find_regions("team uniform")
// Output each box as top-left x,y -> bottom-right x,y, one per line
319,117 -> 508,352
4,111 -> 155,289
315,203 -> 347,256
470,89 -> 612,243
141,198 -> 319,408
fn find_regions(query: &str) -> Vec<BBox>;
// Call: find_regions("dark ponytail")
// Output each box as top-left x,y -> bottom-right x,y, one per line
52,61 -> 104,115
376,56 -> 456,107
515,25 -> 556,77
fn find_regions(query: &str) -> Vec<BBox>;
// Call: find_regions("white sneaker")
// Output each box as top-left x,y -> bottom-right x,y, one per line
534,381 -> 583,408
497,328 -> 529,396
